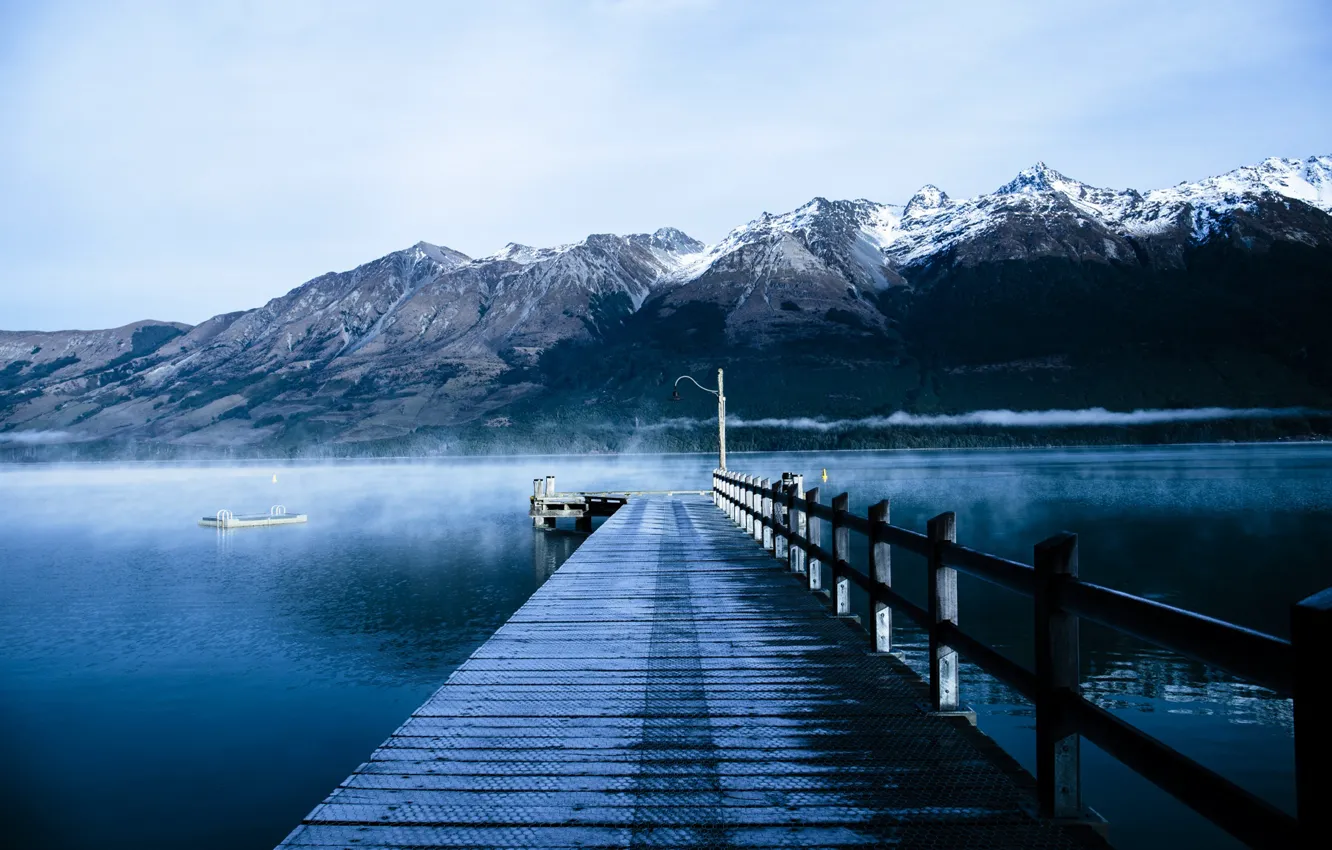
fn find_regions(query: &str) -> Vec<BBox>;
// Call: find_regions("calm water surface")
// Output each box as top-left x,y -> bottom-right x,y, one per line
2,446 -> 1329,849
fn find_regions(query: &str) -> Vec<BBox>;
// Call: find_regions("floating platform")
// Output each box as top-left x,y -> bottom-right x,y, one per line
198,506 -> 307,529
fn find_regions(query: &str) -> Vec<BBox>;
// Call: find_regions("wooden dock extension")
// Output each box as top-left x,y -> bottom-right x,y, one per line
529,474 -> 706,531
279,494 -> 1109,849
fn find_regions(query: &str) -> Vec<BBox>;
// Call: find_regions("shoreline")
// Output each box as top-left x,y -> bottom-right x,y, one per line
3,436 -> 1330,470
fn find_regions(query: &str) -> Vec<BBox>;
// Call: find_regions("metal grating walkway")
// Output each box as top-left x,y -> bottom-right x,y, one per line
278,496 -> 1108,849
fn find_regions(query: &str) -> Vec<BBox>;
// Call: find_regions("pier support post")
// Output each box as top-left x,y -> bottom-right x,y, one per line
806,487 -> 822,592
760,478 -> 772,549
1035,532 -> 1081,820
928,512 -> 959,712
869,499 -> 891,651
790,475 -> 806,574
833,493 -> 851,615
1293,587 -> 1332,844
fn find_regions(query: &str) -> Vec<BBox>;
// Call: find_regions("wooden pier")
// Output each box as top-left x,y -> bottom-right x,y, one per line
279,493 -> 1114,849
529,474 -> 706,531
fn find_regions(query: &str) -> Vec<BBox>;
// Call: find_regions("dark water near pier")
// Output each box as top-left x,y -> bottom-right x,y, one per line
1,445 -> 1329,849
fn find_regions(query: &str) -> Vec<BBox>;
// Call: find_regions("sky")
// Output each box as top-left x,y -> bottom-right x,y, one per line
1,0 -> 1329,331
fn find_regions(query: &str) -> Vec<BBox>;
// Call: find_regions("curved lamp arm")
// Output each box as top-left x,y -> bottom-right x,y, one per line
674,374 -> 720,397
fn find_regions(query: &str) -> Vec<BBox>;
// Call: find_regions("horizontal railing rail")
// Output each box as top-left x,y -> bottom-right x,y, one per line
711,467 -> 1326,850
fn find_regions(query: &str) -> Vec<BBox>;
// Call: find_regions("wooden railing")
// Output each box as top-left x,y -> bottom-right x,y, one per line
711,467 -> 1329,850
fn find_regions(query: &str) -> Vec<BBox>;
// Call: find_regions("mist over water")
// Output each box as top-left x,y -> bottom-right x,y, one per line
2,446 -> 1329,850
0,430 -> 70,444
643,406 -> 1323,431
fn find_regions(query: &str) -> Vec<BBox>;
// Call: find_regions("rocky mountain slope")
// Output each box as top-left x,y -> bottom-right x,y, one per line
2,154 -> 1330,454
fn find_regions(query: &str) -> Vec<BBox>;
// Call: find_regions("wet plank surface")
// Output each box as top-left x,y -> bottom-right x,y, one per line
278,496 -> 1106,849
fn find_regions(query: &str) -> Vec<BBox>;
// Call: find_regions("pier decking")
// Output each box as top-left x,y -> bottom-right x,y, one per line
278,495 -> 1108,849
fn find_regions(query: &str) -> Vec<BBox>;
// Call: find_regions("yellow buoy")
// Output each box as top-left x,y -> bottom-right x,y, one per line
821,468 -> 828,482
272,474 -> 278,484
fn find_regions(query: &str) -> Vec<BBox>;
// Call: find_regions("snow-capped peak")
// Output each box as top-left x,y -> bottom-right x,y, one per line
1202,155 -> 1332,213
669,196 -> 904,290
645,227 -> 705,255
996,162 -> 1086,196
904,185 -> 950,217
410,241 -> 470,268
430,153 -> 1332,300
485,242 -> 566,265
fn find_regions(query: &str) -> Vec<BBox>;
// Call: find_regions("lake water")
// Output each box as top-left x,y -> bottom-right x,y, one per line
2,445 -> 1329,849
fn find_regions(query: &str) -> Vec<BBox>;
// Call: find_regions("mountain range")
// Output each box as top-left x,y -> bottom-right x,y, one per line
3,154 -> 1331,456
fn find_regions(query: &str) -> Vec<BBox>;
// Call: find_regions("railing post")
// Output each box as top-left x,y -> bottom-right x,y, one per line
735,475 -> 742,525
745,475 -> 755,537
927,512 -> 958,711
832,493 -> 850,615
790,474 -> 806,574
806,487 -> 822,593
728,475 -> 737,523
1034,532 -> 1081,820
774,474 -> 791,562
751,474 -> 761,538
869,499 -> 891,651
759,477 -> 771,547
738,474 -> 747,530
1293,587 -> 1332,843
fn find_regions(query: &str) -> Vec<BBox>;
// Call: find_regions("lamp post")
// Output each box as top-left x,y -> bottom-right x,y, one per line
671,368 -> 726,470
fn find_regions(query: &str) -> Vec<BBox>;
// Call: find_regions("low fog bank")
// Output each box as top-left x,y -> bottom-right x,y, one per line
2,407 -> 1329,463
0,455 -> 720,533
650,406 -> 1325,431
